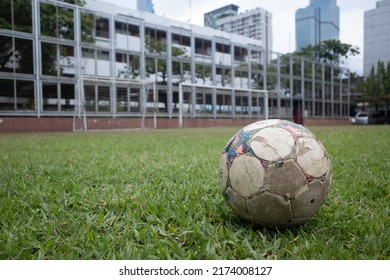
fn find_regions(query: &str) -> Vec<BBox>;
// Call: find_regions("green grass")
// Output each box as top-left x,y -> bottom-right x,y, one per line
0,125 -> 389,260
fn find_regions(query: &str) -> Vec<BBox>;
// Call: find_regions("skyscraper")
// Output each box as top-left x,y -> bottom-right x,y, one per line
204,5 -> 273,52
137,0 -> 154,13
295,0 -> 340,50
204,5 -> 239,28
364,0 -> 390,77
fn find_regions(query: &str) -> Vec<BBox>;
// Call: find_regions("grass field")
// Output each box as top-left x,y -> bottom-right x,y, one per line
0,125 -> 389,260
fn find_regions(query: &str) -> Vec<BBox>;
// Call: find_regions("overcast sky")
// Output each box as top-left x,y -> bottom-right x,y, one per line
102,0 -> 379,75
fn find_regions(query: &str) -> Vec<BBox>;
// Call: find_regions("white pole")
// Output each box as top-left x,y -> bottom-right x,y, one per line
179,83 -> 183,128
33,0 -> 41,118
141,84 -> 146,130
264,91 -> 269,120
153,82 -> 157,129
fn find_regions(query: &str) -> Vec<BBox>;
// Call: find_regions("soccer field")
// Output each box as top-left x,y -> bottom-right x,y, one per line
0,125 -> 389,260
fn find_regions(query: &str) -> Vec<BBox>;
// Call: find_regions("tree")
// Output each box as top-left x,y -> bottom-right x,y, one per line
0,0 -> 32,33
294,39 -> 360,67
385,62 -> 390,95
357,61 -> 390,97
0,37 -> 13,71
377,61 -> 386,96
0,0 -> 33,73
144,35 -> 187,84
366,66 -> 380,97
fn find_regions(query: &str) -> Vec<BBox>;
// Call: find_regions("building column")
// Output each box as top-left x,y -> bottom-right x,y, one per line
312,62 -> 316,118
211,37 -> 216,119
322,64 -> 325,118
139,21 -> 146,80
339,72 -> 343,117
190,31 -> 196,119
331,66 -> 334,117
109,14 -> 116,117
289,56 -> 294,118
231,43 -> 236,119
263,50 -> 268,118
167,27 -> 173,118
247,47 -> 252,118
277,53 -> 281,118
301,59 -> 305,120
347,73 -> 351,117
33,0 -> 41,117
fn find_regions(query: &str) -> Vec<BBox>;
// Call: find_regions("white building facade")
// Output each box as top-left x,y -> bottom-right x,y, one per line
0,0 -> 352,130
364,0 -> 390,77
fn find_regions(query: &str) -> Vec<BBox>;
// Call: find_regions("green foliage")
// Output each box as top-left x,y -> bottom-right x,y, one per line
0,37 -> 13,71
357,61 -> 390,96
0,0 -> 32,32
145,35 -> 167,55
144,35 -> 189,83
125,55 -> 141,79
144,35 -> 168,82
294,40 -> 360,66
195,65 -> 212,84
40,2 -> 76,40
79,12 -> 96,43
0,126 -> 389,260
0,0 -> 33,73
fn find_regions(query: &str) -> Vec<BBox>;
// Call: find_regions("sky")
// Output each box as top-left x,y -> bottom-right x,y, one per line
103,0 -> 379,75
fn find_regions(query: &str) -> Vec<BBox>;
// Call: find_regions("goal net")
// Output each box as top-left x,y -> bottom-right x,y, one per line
178,82 -> 269,128
73,76 -> 156,131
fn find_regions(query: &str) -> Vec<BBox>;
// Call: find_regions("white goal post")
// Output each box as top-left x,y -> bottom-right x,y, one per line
74,76 -> 157,131
178,82 -> 269,128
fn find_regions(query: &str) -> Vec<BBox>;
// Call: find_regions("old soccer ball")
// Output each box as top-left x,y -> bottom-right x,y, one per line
218,119 -> 332,227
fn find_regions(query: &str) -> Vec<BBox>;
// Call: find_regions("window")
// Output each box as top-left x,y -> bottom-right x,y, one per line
0,79 -> 35,111
234,46 -> 247,62
115,21 -> 141,51
196,89 -> 213,114
84,85 -> 111,113
116,87 -> 140,113
96,17 -> 110,39
0,0 -> 32,33
40,3 -> 74,40
82,48 -> 111,77
216,43 -> 230,54
172,61 -> 191,84
42,83 -> 75,112
80,12 -> 109,42
172,34 -> 190,47
0,36 -> 34,74
145,28 -> 167,42
195,64 -> 212,85
216,67 -> 231,87
115,21 -> 139,37
42,43 -> 75,77
145,27 -> 167,54
195,38 -> 211,56
216,91 -> 232,115
115,52 -> 140,79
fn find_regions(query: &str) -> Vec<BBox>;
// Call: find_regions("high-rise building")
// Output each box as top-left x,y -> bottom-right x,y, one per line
364,0 -> 390,77
295,0 -> 340,50
137,0 -> 154,13
87,0 -> 154,13
204,5 -> 239,28
204,5 -> 273,52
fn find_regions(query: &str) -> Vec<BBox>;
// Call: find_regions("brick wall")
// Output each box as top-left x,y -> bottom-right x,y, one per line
0,117 -> 351,132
